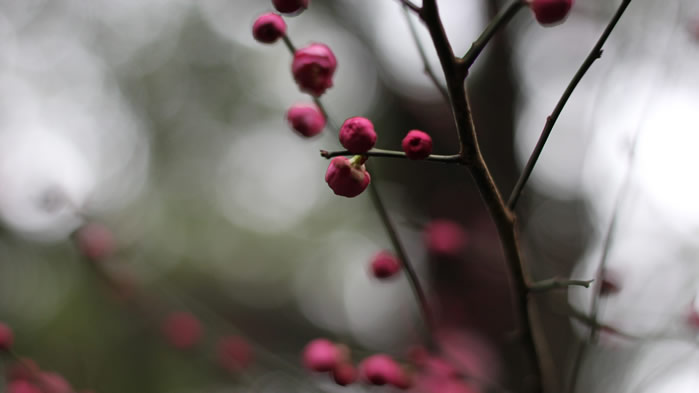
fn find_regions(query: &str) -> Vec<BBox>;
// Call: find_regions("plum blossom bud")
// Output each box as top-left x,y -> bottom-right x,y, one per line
402,130 -> 433,160
339,117 -> 376,154
272,0 -> 309,14
161,311 -> 203,350
217,335 -> 253,372
292,43 -> 337,96
423,219 -> 468,257
332,363 -> 357,386
359,354 -> 402,386
0,322 -> 14,351
528,0 -> 573,25
75,222 -> 115,261
370,251 -> 401,279
303,338 -> 340,372
252,13 -> 286,44
286,103 -> 326,137
325,157 -> 371,198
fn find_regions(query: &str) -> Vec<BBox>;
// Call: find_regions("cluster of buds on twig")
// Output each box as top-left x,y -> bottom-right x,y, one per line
252,0 -> 437,199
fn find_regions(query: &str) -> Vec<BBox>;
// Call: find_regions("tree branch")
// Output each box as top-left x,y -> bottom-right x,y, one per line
461,0 -> 525,72
528,278 -> 594,293
507,0 -> 633,210
320,148 -> 463,164
420,0 -> 544,391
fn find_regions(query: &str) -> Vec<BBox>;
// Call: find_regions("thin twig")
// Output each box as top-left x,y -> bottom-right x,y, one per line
366,173 -> 437,349
401,3 -> 450,102
528,278 -> 594,293
461,0 -> 526,72
565,134 -> 641,393
558,304 -> 637,340
281,34 -> 296,53
320,148 -> 463,164
396,0 -> 421,14
507,0 -> 633,210
313,96 -> 339,132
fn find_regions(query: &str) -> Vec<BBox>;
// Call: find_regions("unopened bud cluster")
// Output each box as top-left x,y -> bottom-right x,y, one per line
302,338 -> 411,389
252,2 -> 440,198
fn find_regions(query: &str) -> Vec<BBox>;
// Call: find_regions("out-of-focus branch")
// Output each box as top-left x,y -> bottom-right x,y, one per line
401,3 -> 450,102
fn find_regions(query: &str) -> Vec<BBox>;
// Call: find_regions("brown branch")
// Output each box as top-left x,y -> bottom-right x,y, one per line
419,0 -> 544,391
461,0 -> 526,72
507,0 -> 634,209
320,148 -> 463,164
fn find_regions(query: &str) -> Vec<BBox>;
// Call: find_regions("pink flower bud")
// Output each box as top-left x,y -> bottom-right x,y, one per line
0,322 -> 14,351
37,372 -> 72,393
75,223 -> 115,261
302,338 -> 340,372
359,354 -> 403,386
528,0 -> 574,25
7,381 -> 42,393
161,311 -> 203,350
370,251 -> 401,279
252,13 -> 286,44
402,130 -> 433,160
332,363 -> 357,386
325,157 -> 371,198
217,335 -> 253,372
286,103 -> 326,137
272,0 -> 309,14
292,43 -> 337,96
423,219 -> 468,257
339,117 -> 377,154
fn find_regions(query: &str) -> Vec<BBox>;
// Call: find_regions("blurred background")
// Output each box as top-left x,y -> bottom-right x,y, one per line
0,0 -> 699,392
